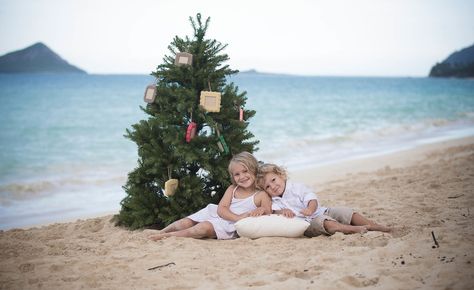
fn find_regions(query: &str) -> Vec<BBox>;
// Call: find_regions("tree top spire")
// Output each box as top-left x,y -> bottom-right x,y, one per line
189,13 -> 210,40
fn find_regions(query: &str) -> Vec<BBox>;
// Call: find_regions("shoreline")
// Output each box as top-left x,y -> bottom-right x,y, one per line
1,134 -> 473,289
4,135 -> 473,231
291,135 -> 474,185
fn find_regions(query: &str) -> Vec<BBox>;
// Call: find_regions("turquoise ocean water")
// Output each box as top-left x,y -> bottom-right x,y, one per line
1,73 -> 473,229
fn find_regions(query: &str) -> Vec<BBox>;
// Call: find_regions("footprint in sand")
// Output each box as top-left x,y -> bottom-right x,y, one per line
19,263 -> 35,273
340,275 -> 379,287
390,226 -> 410,238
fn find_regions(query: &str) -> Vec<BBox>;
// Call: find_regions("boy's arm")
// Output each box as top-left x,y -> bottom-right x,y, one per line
271,196 -> 296,217
273,208 -> 296,217
300,199 -> 318,216
298,183 -> 319,216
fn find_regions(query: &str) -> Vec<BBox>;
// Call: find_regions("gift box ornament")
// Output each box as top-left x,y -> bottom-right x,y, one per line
200,91 -> 221,112
186,122 -> 197,143
174,52 -> 193,66
164,179 -> 179,197
217,135 -> 229,154
144,84 -> 157,103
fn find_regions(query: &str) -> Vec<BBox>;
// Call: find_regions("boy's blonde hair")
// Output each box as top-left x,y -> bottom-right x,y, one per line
228,152 -> 258,185
257,163 -> 288,189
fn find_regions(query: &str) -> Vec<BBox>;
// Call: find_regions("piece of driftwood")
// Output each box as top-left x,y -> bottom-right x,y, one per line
447,194 -> 464,199
148,262 -> 176,271
431,231 -> 440,248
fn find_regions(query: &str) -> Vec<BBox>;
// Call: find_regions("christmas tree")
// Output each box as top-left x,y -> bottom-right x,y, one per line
116,13 -> 258,229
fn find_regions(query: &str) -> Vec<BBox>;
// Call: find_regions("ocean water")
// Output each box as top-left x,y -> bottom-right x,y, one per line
1,73 -> 473,229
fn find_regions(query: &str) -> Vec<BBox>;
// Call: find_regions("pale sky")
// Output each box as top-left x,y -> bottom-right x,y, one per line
1,0 -> 473,76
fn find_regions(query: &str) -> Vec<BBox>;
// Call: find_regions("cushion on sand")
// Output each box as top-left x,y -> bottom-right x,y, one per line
235,214 -> 310,239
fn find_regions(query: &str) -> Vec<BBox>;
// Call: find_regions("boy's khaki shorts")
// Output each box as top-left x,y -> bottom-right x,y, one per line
304,207 -> 354,237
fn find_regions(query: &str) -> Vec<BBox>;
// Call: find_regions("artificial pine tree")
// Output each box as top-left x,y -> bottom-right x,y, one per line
116,13 -> 258,229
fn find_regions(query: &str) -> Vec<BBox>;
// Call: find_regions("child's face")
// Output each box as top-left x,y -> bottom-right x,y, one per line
230,162 -> 255,189
261,172 -> 286,197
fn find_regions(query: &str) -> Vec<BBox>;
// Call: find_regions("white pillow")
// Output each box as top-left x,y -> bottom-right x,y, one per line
235,214 -> 310,239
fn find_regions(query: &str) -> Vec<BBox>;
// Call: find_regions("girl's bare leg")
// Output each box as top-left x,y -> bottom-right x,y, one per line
351,212 -> 391,232
324,220 -> 368,235
149,221 -> 217,241
159,218 -> 197,234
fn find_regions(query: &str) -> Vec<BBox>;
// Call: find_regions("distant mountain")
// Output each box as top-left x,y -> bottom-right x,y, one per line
238,69 -> 295,77
239,69 -> 259,74
0,42 -> 86,74
429,43 -> 474,78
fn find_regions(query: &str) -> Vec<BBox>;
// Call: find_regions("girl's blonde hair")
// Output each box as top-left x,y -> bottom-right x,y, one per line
256,163 -> 288,189
228,152 -> 258,185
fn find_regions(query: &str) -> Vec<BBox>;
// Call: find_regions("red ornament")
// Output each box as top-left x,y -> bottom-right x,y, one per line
186,122 -> 197,143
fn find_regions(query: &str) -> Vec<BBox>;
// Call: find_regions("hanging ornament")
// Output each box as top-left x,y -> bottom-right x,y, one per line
200,91 -> 221,112
186,122 -> 197,143
239,107 -> 244,121
143,84 -> 157,103
164,167 -> 178,197
200,80 -> 221,112
215,126 -> 230,155
185,110 -> 197,143
175,52 -> 193,66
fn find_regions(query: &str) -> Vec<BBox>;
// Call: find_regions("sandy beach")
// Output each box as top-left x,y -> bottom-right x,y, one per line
1,137 -> 473,289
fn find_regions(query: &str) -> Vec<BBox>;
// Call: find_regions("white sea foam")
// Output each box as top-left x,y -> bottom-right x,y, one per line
255,117 -> 474,171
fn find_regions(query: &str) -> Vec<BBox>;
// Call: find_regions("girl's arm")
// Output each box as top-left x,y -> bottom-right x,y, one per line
247,191 -> 272,216
258,191 -> 272,214
217,185 -> 248,222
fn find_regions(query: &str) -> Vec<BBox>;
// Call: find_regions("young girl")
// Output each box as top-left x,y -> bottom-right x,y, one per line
257,163 -> 391,237
149,152 -> 272,240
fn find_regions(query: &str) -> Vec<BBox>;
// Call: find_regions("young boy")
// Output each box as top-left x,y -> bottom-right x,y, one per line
257,163 -> 391,237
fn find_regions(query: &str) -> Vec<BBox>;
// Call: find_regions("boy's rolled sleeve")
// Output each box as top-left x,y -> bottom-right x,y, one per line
303,192 -> 318,207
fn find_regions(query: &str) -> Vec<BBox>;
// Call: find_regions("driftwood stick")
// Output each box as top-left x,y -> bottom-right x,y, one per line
148,262 -> 176,271
447,194 -> 464,199
431,231 -> 439,248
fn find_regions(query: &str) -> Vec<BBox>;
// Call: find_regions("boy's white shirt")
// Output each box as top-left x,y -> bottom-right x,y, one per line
271,181 -> 327,222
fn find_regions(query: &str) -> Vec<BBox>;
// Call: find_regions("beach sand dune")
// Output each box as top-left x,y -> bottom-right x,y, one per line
1,140 -> 473,289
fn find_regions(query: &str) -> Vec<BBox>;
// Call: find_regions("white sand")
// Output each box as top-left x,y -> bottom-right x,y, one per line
1,137 -> 473,289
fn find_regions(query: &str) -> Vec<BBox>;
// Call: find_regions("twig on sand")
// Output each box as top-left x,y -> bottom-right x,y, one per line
447,194 -> 464,199
148,262 -> 176,271
431,231 -> 440,248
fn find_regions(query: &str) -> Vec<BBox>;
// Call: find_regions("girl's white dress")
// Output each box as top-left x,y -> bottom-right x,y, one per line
188,186 -> 259,239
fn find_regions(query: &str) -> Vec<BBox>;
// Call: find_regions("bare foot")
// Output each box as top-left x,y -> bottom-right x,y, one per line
349,225 -> 368,234
142,229 -> 162,235
366,224 -> 392,232
149,234 -> 169,241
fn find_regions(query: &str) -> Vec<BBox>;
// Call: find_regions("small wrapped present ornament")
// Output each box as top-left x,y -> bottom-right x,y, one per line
217,137 -> 229,154
175,52 -> 193,66
144,84 -> 157,103
164,179 -> 179,197
215,127 -> 229,154
200,91 -> 221,112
